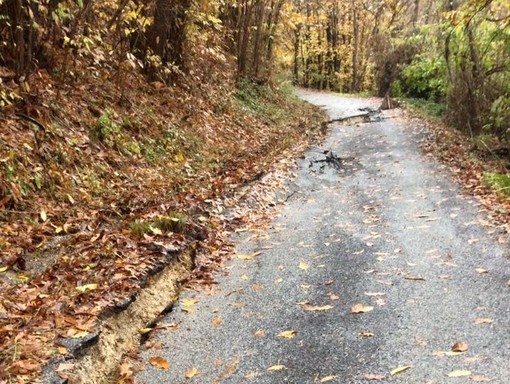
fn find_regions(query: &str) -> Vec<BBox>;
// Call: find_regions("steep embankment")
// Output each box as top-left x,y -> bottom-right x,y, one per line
0,66 -> 325,382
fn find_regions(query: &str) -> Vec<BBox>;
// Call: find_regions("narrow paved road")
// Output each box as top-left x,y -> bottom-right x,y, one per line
136,91 -> 509,383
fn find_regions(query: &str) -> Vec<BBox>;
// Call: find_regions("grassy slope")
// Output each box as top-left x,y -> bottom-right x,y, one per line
0,64 -> 325,381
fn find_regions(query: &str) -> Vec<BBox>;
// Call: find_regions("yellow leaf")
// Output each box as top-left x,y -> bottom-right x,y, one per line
390,366 -> 412,376
254,330 -> 265,337
447,370 -> 471,377
238,254 -> 253,260
40,209 -> 47,222
57,346 -> 67,355
274,278 -> 283,284
278,330 -> 297,339
138,328 -> 153,334
67,194 -> 75,204
299,261 -> 309,270
351,304 -> 374,314
76,283 -> 98,293
150,226 -> 163,235
0,266 -> 8,273
185,367 -> 199,379
241,274 -> 248,280
475,268 -> 488,274
182,298 -> 199,306
319,375 -> 336,382
149,356 -> 170,370
359,331 -> 374,337
212,317 -> 222,326
268,365 -> 286,371
69,330 -> 90,339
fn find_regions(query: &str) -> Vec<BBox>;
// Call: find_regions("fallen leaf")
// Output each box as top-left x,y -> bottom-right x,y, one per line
474,318 -> 494,325
40,209 -> 47,222
278,330 -> 297,339
185,367 -> 199,379
319,375 -> 336,382
359,331 -> 374,337
415,336 -> 427,346
361,374 -> 385,380
325,279 -> 335,285
404,275 -> 426,281
328,292 -> 339,300
241,274 -> 248,280
364,292 -> 385,297
212,317 -> 222,326
390,366 -> 411,376
76,283 -> 98,293
452,342 -> 469,352
448,370 -> 471,377
57,346 -> 67,355
433,351 -> 465,357
475,268 -> 488,274
138,327 -> 153,334
268,365 -> 286,372
149,356 -> 170,370
302,304 -> 334,312
0,266 -> 8,272
471,374 -> 491,382
351,304 -> 374,314
238,254 -> 253,260
254,330 -> 265,337
299,261 -> 309,270
274,278 -> 283,284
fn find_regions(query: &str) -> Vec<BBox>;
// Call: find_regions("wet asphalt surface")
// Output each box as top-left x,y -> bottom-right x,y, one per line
136,91 -> 509,384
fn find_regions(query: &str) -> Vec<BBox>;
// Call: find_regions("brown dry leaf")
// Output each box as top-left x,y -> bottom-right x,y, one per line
433,351 -> 464,357
278,330 -> 297,339
448,370 -> 471,377
452,342 -> 469,352
299,261 -> 309,271
361,374 -> 385,380
404,275 -> 426,281
40,209 -> 47,222
359,331 -> 374,337
328,292 -> 339,301
268,365 -> 286,372
252,284 -> 264,291
474,318 -> 494,325
415,336 -> 427,346
475,268 -> 488,274
118,362 -> 134,380
185,367 -> 199,379
254,330 -> 266,337
471,374 -> 491,382
212,317 -> 222,327
302,304 -> 334,312
351,304 -> 374,314
319,375 -> 337,382
390,366 -> 411,376
149,356 -> 170,370
325,279 -> 335,285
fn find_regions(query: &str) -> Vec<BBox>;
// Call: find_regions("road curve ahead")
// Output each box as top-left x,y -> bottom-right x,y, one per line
136,91 -> 509,384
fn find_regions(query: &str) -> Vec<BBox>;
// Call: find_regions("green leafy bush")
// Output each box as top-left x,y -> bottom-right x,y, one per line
483,172 -> 510,196
401,56 -> 446,101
